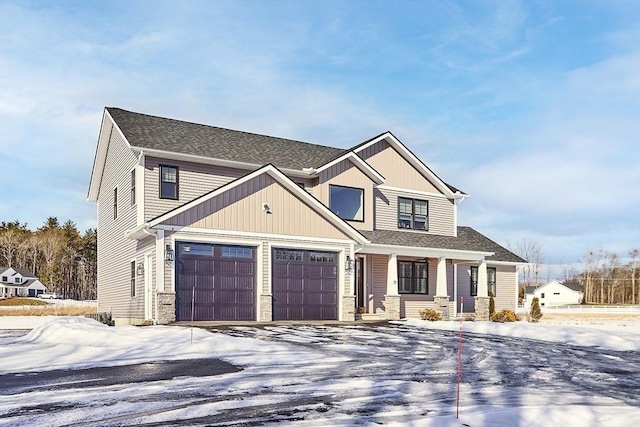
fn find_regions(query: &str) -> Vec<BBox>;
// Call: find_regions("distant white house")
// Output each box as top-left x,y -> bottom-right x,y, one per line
0,266 -> 47,297
524,280 -> 584,309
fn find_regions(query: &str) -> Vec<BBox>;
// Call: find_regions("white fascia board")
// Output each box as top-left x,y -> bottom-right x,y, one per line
88,109 -> 135,202
146,164 -> 369,245
361,243 -> 493,260
353,133 -> 458,198
488,260 -> 529,268
154,225 -> 357,245
129,146 -> 312,179
313,152 -> 385,185
124,223 -> 152,240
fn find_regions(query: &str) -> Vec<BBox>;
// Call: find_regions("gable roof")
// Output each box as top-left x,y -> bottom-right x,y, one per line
360,226 -> 526,263
525,280 -> 584,294
127,163 -> 369,244
107,108 -> 346,171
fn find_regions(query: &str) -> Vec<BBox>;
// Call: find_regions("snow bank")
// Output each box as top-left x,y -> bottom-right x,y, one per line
0,317 -> 295,374
400,318 -> 640,352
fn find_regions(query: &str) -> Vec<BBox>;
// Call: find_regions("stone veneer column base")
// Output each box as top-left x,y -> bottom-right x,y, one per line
156,292 -> 176,324
433,296 -> 450,320
259,294 -> 273,322
342,295 -> 356,321
474,296 -> 490,321
382,295 -> 401,320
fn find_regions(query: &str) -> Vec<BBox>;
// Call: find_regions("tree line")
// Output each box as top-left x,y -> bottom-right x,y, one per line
509,239 -> 640,305
0,218 -> 96,300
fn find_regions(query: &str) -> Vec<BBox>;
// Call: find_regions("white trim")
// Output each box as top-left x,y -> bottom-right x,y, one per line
313,152 -> 385,185
145,164 -> 368,244
155,230 -> 165,292
377,185 -> 449,199
154,225 -> 357,245
453,262 -> 458,316
361,243 -> 493,260
129,258 -> 137,299
130,146 -> 312,179
136,154 -> 145,226
352,133 -> 462,199
144,253 -> 153,320
486,260 -> 528,267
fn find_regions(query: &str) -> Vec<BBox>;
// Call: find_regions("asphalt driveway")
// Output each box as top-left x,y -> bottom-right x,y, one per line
1,323 -> 638,426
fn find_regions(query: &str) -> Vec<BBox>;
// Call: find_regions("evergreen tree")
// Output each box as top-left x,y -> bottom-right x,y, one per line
529,297 -> 543,322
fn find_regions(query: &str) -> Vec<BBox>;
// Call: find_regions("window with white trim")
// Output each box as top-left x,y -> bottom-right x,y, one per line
113,187 -> 118,219
398,197 -> 428,230
330,184 -> 364,222
131,169 -> 136,206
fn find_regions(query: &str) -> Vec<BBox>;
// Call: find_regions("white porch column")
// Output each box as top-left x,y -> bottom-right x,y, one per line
383,253 -> 400,320
436,257 -> 448,297
477,259 -> 488,297
386,253 -> 399,295
155,230 -> 165,292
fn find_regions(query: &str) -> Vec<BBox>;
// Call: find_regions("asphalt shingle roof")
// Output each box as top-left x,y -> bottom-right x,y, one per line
107,108 -> 346,170
360,227 -> 526,263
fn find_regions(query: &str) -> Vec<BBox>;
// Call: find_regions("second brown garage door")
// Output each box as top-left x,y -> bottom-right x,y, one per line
272,248 -> 338,321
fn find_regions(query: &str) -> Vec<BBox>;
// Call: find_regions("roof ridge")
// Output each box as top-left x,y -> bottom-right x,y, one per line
106,107 -> 347,152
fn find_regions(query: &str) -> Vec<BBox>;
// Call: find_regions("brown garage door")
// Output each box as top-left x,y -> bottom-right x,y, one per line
175,242 -> 255,321
272,248 -> 338,321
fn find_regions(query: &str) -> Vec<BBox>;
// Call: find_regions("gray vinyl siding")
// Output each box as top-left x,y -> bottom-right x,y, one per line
143,157 -> 247,221
96,124 -> 142,320
456,264 -> 518,313
370,254 -> 387,315
374,187 -> 455,236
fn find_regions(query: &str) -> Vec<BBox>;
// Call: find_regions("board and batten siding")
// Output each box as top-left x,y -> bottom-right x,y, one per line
358,140 -> 440,194
162,174 -> 352,241
96,124 -> 143,322
374,187 -> 455,236
143,157 -> 247,222
314,159 -> 374,231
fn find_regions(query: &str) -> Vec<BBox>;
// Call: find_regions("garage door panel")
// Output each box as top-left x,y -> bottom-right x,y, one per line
176,243 -> 256,321
272,248 -> 339,321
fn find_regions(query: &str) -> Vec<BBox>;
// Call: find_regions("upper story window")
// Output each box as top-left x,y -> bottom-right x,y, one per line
130,169 -> 136,206
160,165 -> 178,200
113,187 -> 118,219
470,266 -> 496,296
398,260 -> 428,294
330,184 -> 364,222
14,277 -> 21,284
1,276 -> 7,282
398,197 -> 428,230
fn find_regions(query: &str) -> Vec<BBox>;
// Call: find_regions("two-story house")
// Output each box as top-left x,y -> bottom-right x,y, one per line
0,266 -> 47,297
88,108 -> 525,325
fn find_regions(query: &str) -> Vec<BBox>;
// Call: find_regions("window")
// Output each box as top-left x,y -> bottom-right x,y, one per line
275,249 -> 303,261
470,266 -> 496,296
541,293 -> 545,299
160,165 -> 178,199
14,277 -> 21,284
130,261 -> 136,298
398,197 -> 428,230
553,292 -> 560,295
309,251 -> 336,263
1,276 -> 7,282
113,187 -> 118,219
222,246 -> 252,259
398,260 -> 428,294
330,185 -> 364,222
130,169 -> 136,206
180,243 -> 213,256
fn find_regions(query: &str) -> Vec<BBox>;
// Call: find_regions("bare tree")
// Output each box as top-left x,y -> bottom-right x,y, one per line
508,239 -> 543,286
0,229 -> 22,267
629,249 -> 639,305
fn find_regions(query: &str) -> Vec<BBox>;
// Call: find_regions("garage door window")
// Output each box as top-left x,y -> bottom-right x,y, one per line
222,246 -> 252,258
309,252 -> 336,263
180,243 -> 213,256
275,249 -> 303,261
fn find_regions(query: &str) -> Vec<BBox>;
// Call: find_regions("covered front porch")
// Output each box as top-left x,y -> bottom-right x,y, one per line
353,245 -> 495,321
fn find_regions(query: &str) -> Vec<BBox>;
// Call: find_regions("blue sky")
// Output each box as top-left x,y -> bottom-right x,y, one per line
0,0 -> 638,271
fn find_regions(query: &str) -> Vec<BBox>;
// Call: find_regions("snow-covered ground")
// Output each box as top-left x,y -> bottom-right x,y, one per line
0,315 -> 638,426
